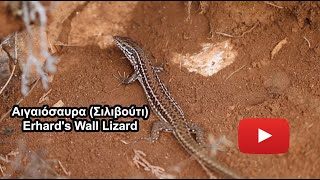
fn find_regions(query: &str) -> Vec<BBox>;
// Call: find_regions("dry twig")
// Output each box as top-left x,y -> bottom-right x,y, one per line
224,65 -> 246,82
271,38 -> 287,59
303,36 -> 311,48
0,65 -> 16,95
0,165 -> 5,177
263,1 -> 284,9
38,89 -> 52,104
186,1 -> 192,21
216,23 -> 259,38
58,160 -> 70,176
133,149 -> 174,179
0,32 -> 18,96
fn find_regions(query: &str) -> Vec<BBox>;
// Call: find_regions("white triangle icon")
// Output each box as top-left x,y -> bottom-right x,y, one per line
258,128 -> 272,143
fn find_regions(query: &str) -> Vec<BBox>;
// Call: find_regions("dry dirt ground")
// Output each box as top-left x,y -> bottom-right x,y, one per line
0,1 -> 320,178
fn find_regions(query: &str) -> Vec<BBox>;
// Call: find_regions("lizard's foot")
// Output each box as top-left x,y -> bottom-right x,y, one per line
113,71 -> 130,86
113,70 -> 139,86
149,120 -> 174,143
153,63 -> 164,73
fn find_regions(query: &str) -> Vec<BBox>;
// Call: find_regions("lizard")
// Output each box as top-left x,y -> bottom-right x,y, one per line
113,36 -> 243,179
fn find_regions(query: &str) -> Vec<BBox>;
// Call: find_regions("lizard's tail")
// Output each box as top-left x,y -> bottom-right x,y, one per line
174,123 -> 244,179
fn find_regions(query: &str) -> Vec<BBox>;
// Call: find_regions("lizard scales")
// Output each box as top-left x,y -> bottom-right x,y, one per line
113,36 -> 242,179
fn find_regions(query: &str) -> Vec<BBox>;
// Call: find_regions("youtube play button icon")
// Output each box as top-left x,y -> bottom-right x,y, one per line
258,128 -> 272,143
238,118 -> 290,154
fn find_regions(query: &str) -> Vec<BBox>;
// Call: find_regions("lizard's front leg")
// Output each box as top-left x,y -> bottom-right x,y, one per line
114,71 -> 139,85
149,120 -> 205,146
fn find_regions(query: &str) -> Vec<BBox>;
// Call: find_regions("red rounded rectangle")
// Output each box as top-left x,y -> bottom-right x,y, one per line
238,118 -> 289,154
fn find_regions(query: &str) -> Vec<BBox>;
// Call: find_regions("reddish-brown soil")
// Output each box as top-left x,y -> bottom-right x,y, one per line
0,2 -> 23,39
1,1 -> 320,178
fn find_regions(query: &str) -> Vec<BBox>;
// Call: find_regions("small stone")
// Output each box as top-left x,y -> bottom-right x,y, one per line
291,26 -> 298,33
228,105 -> 235,111
260,58 -> 270,66
251,61 -> 261,68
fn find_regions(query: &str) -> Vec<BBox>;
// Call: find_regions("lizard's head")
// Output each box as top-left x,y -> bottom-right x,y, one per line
113,36 -> 139,66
